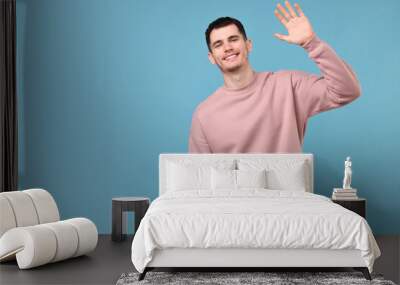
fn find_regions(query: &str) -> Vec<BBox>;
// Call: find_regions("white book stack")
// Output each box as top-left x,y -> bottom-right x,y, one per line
332,188 -> 358,200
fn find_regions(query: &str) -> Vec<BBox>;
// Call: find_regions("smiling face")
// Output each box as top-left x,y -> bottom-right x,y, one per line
208,24 -> 252,73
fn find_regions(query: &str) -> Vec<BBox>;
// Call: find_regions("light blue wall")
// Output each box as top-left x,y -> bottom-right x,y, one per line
16,0 -> 400,234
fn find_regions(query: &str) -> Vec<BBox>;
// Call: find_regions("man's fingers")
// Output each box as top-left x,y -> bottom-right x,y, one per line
274,9 -> 288,27
294,3 -> 304,17
284,1 -> 298,18
276,3 -> 291,21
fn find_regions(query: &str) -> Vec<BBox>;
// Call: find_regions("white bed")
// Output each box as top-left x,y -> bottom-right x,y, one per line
131,153 -> 380,280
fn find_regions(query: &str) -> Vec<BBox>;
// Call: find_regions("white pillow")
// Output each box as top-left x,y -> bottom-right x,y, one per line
237,169 -> 267,189
211,168 -> 236,190
211,168 -> 267,190
237,159 -> 308,191
166,160 -> 235,192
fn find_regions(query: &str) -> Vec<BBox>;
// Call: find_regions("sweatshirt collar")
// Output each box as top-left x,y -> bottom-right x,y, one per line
220,71 -> 261,95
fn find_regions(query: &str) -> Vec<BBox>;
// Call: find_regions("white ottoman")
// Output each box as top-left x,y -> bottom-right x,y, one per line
0,189 -> 98,269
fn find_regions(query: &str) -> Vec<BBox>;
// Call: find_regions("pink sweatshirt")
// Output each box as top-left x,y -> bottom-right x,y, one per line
188,36 -> 361,153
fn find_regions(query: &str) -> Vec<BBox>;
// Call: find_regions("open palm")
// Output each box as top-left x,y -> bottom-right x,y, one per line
274,1 -> 315,46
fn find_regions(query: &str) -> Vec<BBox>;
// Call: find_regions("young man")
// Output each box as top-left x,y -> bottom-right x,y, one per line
188,1 -> 361,153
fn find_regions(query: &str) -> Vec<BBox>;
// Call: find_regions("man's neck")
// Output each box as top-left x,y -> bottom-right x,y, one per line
222,65 -> 255,90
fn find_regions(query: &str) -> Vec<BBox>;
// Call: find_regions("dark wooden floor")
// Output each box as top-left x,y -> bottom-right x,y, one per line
0,235 -> 399,285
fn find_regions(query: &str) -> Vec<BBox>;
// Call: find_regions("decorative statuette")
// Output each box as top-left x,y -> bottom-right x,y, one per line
342,156 -> 352,189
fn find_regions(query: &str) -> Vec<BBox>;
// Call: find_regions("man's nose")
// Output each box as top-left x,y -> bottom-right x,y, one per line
223,43 -> 233,52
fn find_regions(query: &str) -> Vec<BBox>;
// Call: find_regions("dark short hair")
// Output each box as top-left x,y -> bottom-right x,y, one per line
205,17 -> 247,52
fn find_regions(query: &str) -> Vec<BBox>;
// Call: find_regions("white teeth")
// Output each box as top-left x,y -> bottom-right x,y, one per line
225,54 -> 237,60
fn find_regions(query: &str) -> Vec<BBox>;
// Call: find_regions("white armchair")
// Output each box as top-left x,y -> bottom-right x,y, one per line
0,189 -> 98,269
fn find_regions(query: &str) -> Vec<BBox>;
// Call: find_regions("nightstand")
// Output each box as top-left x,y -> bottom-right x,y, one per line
112,197 -> 150,242
332,198 -> 366,218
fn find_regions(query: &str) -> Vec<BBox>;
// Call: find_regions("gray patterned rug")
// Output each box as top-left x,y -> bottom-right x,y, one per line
116,271 -> 396,285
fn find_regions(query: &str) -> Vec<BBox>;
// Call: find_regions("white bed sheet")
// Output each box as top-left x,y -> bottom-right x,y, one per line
131,189 -> 380,273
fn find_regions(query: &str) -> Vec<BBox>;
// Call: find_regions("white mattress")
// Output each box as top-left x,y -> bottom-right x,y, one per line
131,189 -> 380,273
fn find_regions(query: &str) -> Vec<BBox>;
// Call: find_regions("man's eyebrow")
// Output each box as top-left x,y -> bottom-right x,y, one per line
228,35 -> 240,40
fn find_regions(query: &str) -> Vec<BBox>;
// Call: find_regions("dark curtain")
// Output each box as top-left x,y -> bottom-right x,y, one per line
0,0 -> 18,192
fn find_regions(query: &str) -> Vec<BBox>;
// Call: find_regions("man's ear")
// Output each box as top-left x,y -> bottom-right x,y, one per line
246,39 -> 253,53
208,52 -> 216,65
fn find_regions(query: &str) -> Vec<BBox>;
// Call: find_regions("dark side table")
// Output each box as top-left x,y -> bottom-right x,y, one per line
112,197 -> 150,242
332,198 -> 366,219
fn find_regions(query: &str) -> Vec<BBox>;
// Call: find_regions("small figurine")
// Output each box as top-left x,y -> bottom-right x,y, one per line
342,156 -> 352,189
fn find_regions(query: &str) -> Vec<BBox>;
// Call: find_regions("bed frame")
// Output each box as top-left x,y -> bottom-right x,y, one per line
139,153 -> 371,280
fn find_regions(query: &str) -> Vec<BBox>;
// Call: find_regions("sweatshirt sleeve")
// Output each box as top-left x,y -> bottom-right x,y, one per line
291,35 -> 361,120
188,108 -> 212,153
